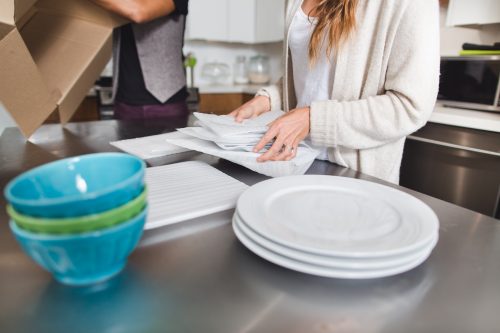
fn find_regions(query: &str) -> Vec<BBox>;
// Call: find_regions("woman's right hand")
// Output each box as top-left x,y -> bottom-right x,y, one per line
229,95 -> 271,123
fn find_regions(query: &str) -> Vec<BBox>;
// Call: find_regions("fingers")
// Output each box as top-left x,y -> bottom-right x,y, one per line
284,138 -> 300,161
230,108 -> 251,123
254,126 -> 280,156
229,96 -> 271,123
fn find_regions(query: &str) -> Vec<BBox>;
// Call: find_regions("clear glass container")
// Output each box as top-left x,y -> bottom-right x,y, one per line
248,55 -> 271,84
233,55 -> 249,85
201,62 -> 231,85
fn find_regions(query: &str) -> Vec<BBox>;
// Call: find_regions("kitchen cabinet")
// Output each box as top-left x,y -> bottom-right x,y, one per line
186,0 -> 285,43
446,0 -> 500,26
199,93 -> 254,115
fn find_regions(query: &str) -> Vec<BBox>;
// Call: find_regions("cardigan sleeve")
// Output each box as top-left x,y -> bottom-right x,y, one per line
309,0 -> 440,150
256,77 -> 284,112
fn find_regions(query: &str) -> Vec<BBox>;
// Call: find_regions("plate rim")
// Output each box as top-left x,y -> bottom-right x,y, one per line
232,216 -> 434,279
237,175 -> 439,258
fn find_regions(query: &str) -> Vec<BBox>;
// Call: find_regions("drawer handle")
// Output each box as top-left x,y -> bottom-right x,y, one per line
407,135 -> 500,157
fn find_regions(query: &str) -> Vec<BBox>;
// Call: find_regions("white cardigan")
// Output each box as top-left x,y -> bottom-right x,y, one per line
258,0 -> 440,183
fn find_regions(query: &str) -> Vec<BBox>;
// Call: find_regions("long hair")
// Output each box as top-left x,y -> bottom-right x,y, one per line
308,0 -> 359,64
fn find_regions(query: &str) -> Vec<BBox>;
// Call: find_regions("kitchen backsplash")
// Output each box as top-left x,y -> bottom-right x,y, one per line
183,40 -> 283,87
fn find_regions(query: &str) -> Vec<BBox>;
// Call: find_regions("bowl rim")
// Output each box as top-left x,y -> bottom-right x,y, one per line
4,153 -> 145,207
7,187 -> 147,232
9,204 -> 148,241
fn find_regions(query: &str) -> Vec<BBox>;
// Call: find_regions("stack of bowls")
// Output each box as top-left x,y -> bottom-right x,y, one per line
4,153 -> 147,286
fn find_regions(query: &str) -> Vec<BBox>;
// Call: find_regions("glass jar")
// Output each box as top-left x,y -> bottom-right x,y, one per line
233,55 -> 249,84
248,55 -> 271,84
200,62 -> 231,85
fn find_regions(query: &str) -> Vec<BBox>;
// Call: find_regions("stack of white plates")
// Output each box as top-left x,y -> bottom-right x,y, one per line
177,111 -> 284,152
233,175 -> 439,279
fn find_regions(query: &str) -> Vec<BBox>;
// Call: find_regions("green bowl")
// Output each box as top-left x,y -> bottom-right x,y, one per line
7,188 -> 147,235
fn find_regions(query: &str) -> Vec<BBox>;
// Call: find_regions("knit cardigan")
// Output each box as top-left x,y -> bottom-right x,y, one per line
257,0 -> 440,183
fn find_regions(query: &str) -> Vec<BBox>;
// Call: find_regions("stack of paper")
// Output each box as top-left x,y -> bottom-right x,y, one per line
168,112 -> 320,177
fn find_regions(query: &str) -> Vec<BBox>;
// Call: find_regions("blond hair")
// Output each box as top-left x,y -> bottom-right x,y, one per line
308,0 -> 359,64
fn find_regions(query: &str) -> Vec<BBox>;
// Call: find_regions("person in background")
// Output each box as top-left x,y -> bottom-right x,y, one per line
230,0 -> 440,184
90,0 -> 190,126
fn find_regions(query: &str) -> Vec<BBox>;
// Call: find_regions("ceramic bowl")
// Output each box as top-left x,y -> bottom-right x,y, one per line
9,206 -> 147,286
4,153 -> 145,218
7,187 -> 147,234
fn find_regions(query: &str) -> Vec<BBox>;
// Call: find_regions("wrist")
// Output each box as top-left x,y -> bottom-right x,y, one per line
256,95 -> 271,112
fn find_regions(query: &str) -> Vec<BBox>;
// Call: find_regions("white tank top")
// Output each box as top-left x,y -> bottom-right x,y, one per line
289,8 -> 335,109
289,7 -> 346,165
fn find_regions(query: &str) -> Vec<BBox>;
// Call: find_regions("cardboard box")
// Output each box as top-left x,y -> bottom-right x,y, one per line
0,0 -> 125,137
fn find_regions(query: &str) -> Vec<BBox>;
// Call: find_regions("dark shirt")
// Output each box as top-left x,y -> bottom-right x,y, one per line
116,0 -> 189,106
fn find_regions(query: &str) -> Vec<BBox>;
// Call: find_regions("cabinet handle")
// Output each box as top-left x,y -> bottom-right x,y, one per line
407,135 -> 500,157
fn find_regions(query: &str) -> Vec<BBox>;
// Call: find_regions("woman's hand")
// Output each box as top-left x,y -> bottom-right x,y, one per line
229,96 -> 271,123
254,107 -> 310,162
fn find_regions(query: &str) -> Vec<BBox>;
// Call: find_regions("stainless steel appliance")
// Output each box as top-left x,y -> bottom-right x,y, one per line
438,56 -> 500,113
401,123 -> 500,218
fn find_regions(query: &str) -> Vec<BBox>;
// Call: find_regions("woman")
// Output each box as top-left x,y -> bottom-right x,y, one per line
230,0 -> 440,183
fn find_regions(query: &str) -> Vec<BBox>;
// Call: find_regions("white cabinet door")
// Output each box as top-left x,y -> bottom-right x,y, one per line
186,0 -> 228,41
447,0 -> 500,26
228,0 -> 256,43
186,0 -> 285,43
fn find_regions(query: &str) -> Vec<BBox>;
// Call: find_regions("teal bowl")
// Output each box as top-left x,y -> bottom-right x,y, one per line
4,153 -> 145,218
9,206 -> 147,286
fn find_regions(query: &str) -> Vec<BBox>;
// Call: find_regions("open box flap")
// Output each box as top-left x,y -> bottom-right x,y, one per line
20,11 -> 113,124
0,25 -> 59,137
0,0 -> 37,26
0,0 -> 122,138
36,0 -> 128,28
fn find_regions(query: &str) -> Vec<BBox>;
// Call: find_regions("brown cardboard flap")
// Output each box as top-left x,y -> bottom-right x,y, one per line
0,1 -> 15,25
0,23 -> 13,37
0,0 -> 119,138
0,0 -> 38,25
37,0 -> 127,28
20,11 -> 112,124
0,28 -> 59,137
14,0 -> 37,23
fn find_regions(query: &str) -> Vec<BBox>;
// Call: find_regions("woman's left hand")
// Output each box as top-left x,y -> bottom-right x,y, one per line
254,107 -> 310,162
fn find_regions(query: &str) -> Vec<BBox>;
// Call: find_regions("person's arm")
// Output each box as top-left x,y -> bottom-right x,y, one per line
90,0 -> 177,24
309,0 -> 440,150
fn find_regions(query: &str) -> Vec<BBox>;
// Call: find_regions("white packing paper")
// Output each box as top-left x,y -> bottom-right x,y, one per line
110,131 -> 192,159
167,137 -> 319,178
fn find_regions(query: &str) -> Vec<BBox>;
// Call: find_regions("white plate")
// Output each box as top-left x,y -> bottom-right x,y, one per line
233,216 -> 434,279
237,176 -> 439,258
235,212 -> 438,270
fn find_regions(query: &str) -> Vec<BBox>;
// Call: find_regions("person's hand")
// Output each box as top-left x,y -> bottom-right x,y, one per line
254,107 -> 310,162
229,96 -> 271,123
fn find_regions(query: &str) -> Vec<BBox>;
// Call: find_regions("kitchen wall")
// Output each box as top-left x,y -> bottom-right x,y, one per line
183,40 -> 283,87
440,7 -> 500,56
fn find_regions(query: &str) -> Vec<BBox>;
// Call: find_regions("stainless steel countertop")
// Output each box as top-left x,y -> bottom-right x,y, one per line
0,120 -> 499,333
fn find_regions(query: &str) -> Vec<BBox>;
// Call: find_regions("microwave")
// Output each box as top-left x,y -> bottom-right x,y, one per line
438,56 -> 500,113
